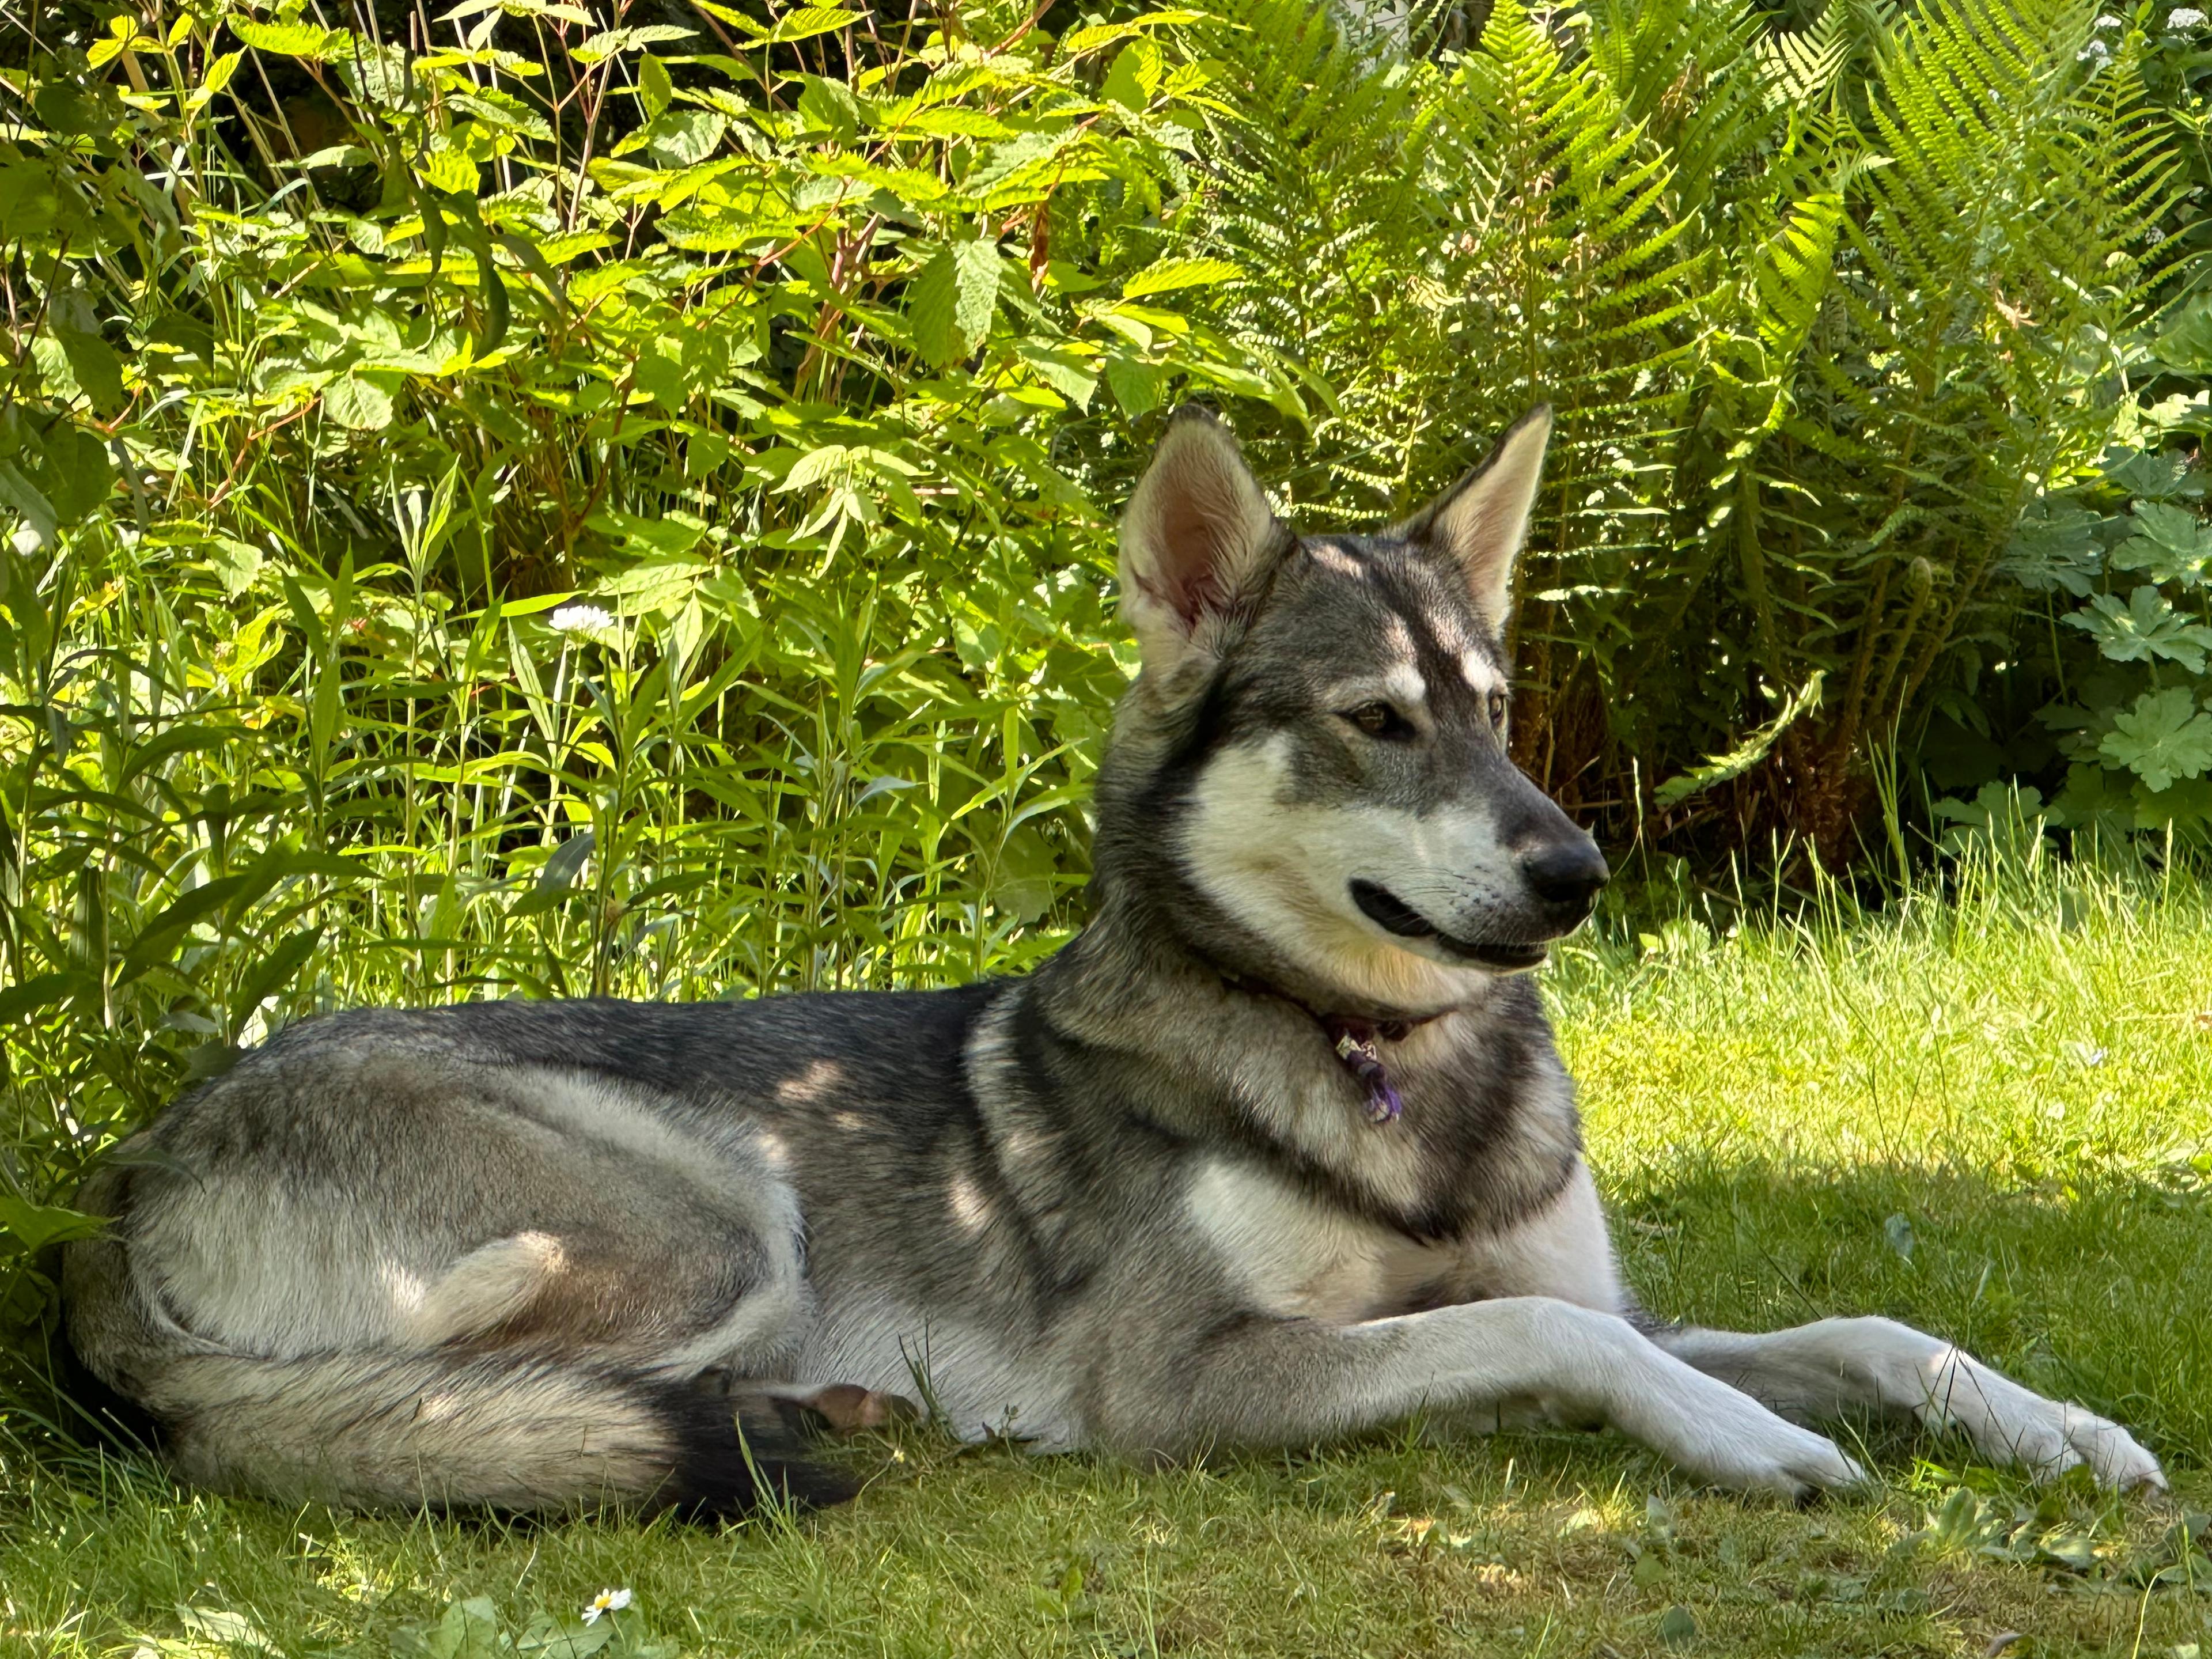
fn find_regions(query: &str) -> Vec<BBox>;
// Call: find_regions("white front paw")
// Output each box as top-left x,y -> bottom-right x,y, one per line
1626,1365 -> 1868,1498
1930,1357 -> 2164,1490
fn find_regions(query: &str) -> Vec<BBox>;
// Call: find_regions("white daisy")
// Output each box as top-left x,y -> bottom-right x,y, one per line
548,603 -> 617,640
581,1588 -> 632,1624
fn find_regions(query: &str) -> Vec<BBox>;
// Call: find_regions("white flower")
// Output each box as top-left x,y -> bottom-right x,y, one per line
2170,6 -> 2206,25
548,603 -> 617,640
2093,11 -> 2123,23
2078,36 -> 2113,56
581,1589 -> 632,1625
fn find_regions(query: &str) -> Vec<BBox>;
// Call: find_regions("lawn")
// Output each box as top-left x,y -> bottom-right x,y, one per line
4,855 -> 2210,1659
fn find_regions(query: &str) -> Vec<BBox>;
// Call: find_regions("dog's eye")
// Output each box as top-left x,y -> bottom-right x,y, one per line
1487,689 -> 1509,729
1344,702 -> 1406,738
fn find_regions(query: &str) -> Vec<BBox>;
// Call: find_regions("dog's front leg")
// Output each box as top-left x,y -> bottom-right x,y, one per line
1108,1296 -> 1865,1497
1650,1319 -> 2164,1490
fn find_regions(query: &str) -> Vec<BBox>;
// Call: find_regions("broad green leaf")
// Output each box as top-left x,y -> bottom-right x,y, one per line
909,240 -> 1001,368
1999,498 -> 2103,597
230,18 -> 339,56
638,52 -> 673,120
763,6 -> 862,43
1121,256 -> 1241,300
0,1194 -> 104,1255
1100,40 -> 1162,111
2099,686 -> 2212,791
37,422 -> 115,525
324,373 -> 396,431
2063,586 -> 2212,671
1104,354 -> 1162,418
2111,500 -> 2212,588
1016,342 -> 1098,410
55,324 -> 125,413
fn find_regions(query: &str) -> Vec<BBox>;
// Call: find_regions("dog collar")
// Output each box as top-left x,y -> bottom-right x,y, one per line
1323,1016 -> 1425,1125
1219,974 -> 1442,1126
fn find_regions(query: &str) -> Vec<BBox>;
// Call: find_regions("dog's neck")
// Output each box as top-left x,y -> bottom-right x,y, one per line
1214,971 -> 1449,1126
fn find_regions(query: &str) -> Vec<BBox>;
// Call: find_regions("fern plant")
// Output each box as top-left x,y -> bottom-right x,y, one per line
1179,0 -> 2176,861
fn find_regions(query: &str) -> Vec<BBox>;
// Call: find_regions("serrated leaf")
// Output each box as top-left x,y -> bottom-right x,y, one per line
2099,686 -> 2212,791
324,373 -> 396,431
908,240 -> 1001,368
1105,355 -> 1162,418
2063,585 -> 2212,671
2001,498 -> 2104,598
230,18 -> 338,55
764,6 -> 862,43
1017,342 -> 1097,409
2111,500 -> 2212,588
1121,256 -> 1241,300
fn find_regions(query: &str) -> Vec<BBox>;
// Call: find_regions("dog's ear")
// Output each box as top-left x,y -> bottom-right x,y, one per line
1397,405 -> 1551,634
1118,407 -> 1287,677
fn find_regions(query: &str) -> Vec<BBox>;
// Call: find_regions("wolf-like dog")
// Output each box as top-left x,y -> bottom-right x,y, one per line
63,408 -> 2164,1514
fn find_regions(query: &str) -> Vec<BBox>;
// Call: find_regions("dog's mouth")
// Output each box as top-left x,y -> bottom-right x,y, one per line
1349,880 -> 1550,972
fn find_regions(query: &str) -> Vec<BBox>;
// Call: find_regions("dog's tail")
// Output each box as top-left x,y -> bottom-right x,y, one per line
59,1181 -> 850,1516
124,1347 -> 851,1515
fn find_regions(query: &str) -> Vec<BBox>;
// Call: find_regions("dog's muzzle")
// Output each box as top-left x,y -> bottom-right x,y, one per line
1350,835 -> 1607,971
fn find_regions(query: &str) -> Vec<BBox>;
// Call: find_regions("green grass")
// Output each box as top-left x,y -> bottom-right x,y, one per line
4,856 -> 2211,1659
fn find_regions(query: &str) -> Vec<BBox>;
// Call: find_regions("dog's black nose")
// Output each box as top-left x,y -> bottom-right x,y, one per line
1520,837 -> 1609,908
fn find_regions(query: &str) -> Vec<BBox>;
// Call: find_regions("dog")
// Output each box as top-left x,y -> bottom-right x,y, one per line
61,407 -> 2165,1514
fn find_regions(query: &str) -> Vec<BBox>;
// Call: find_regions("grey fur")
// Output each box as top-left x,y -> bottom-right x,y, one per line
61,408 -> 2165,1514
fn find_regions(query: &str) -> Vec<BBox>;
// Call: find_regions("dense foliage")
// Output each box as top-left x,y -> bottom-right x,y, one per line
1,0 -> 2210,1305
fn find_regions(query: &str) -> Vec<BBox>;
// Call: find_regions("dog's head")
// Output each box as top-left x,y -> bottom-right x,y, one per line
1099,405 -> 1607,1014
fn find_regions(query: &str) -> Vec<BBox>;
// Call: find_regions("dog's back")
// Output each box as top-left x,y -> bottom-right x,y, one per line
61,994 -> 994,1514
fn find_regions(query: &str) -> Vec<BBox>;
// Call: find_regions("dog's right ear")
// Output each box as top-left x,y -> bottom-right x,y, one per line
1118,407 -> 1286,680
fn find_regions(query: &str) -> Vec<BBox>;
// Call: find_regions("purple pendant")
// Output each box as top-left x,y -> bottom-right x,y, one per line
1331,1028 -> 1404,1124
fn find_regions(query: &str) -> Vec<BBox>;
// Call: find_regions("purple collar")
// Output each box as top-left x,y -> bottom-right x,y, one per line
1224,975 -> 1446,1126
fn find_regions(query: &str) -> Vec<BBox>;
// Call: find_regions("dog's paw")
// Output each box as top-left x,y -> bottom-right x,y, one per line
1918,1352 -> 2162,1490
1619,1363 -> 1868,1499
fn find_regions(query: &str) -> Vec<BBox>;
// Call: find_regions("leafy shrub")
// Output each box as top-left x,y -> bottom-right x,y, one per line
0,0 -> 1262,1306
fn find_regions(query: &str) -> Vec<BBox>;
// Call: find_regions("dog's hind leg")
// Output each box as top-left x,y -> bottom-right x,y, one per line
1648,1318 -> 2164,1490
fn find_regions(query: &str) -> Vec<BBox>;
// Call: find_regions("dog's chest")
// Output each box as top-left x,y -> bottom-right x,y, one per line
1183,1158 -> 1488,1323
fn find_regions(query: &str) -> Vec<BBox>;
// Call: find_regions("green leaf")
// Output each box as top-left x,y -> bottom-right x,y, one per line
421,1597 -> 504,1659
1652,672 -> 1825,808
230,18 -> 339,56
55,326 -> 125,414
638,52 -> 673,121
1104,355 -> 1162,418
2000,498 -> 2103,597
1121,256 -> 1241,300
2099,687 -> 2212,792
0,1193 -> 104,1255
2111,501 -> 2212,588
763,6 -> 861,43
1656,1605 -> 1698,1648
1099,40 -> 1161,111
909,240 -> 1001,368
643,110 -> 724,166
37,422 -> 115,525
325,373 -> 396,431
228,926 -> 323,1028
1016,342 -> 1097,410
2063,586 -> 2212,671
798,74 -> 861,141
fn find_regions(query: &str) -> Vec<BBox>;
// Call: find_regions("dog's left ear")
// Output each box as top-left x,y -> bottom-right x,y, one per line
1118,406 -> 1288,681
1396,405 -> 1552,634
